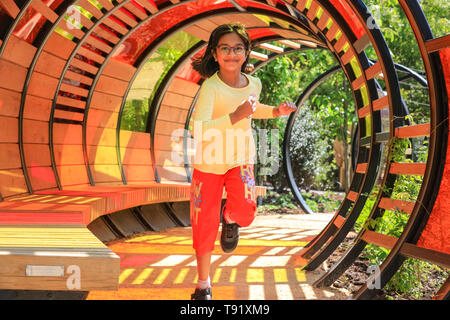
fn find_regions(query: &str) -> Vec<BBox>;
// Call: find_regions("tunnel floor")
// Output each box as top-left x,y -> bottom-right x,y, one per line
86,213 -> 351,300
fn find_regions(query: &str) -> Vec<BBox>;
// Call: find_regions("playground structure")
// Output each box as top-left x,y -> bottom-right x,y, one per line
0,0 -> 448,299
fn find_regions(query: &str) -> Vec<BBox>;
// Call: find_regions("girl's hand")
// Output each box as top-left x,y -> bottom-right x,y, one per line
230,94 -> 256,124
275,101 -> 297,116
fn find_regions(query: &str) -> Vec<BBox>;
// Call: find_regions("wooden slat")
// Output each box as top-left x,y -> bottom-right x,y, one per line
103,59 -> 136,82
96,75 -> 128,97
96,0 -> 114,10
184,25 -> 209,42
31,0 -> 59,23
341,47 -> 355,65
355,163 -> 367,174
27,73 -> 58,102
78,46 -> 105,64
86,109 -> 118,129
0,116 -> 18,143
57,165 -> 90,186
70,57 -> 98,74
372,95 -> 389,111
93,26 -> 121,45
365,61 -> 382,80
0,0 -> 20,19
85,35 -> 113,54
0,87 -> 21,117
124,2 -> 148,20
316,8 -> 330,30
277,39 -> 300,49
2,35 -> 37,68
425,34 -> 450,53
395,123 -> 430,138
0,59 -> 27,92
120,130 -> 151,149
325,22 -> 339,41
333,215 -> 345,228
378,198 -> 415,214
54,144 -> 85,165
134,0 -> 158,14
161,92 -> 193,110
77,0 -> 103,19
43,32 -> 77,60
352,75 -> 365,90
60,83 -> 89,97
103,17 -> 129,35
113,9 -> 138,27
296,0 -> 307,12
358,104 -> 370,118
362,230 -> 397,249
389,162 -> 426,176
401,243 -> 450,269
250,51 -> 268,61
306,1 -> 319,20
353,33 -> 370,53
35,51 -> 65,78
120,147 -> 152,165
0,144 -> 21,170
0,169 -> 28,197
86,127 -> 116,147
258,43 -> 284,54
333,34 -> 348,53
347,191 -> 358,202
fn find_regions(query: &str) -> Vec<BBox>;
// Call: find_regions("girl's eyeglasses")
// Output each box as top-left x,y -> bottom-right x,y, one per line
217,45 -> 246,56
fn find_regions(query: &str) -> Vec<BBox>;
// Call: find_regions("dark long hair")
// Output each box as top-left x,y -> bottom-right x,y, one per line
191,23 -> 252,78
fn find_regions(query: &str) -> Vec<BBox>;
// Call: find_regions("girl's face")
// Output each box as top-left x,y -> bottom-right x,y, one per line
212,32 -> 248,74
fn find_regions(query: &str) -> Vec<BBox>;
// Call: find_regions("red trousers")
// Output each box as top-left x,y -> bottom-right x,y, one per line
190,164 -> 257,256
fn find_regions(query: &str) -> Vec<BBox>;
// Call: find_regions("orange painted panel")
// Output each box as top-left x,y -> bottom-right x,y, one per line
123,165 -> 155,182
0,169 -> 28,197
119,130 -> 150,149
0,143 -> 21,169
0,87 -> 20,117
28,71 -> 59,99
121,148 -> 152,165
54,144 -> 85,165
57,165 -> 89,186
28,166 -> 57,190
53,123 -> 82,145
23,94 -> 52,121
23,119 -> 48,144
87,109 -> 118,129
0,116 -> 18,143
2,35 -> 37,68
23,143 -> 51,167
91,91 -> 123,112
0,58 -> 27,92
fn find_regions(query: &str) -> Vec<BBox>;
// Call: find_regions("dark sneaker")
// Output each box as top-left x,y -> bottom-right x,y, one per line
191,287 -> 212,300
220,221 -> 239,253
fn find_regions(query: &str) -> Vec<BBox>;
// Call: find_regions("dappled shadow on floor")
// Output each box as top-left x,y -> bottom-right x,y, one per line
87,215 -> 350,300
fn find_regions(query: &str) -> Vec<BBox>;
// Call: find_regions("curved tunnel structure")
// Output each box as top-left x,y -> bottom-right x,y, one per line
0,0 -> 448,299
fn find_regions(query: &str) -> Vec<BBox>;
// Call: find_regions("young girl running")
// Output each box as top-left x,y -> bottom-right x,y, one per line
189,23 -> 297,300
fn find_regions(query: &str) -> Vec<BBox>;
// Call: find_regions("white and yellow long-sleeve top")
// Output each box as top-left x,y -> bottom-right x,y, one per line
192,71 -> 276,174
